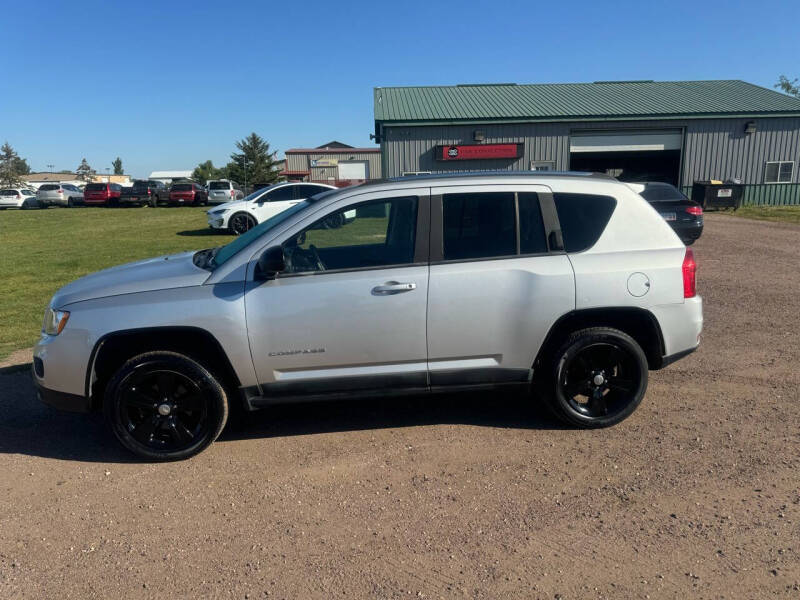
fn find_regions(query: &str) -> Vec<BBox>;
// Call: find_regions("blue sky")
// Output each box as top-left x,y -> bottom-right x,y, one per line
1,0 -> 798,178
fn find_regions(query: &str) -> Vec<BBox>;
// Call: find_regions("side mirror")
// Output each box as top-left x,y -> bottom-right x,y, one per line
255,246 -> 285,281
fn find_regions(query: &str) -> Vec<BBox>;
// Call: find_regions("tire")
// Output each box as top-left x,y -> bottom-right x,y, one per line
150,195 -> 158,208
540,327 -> 648,428
103,351 -> 229,461
228,212 -> 256,235
67,197 -> 74,207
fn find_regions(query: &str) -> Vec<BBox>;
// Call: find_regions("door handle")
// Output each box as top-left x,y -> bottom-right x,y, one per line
371,281 -> 417,295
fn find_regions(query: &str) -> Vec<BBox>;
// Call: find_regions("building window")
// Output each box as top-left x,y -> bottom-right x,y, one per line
530,161 -> 555,171
764,161 -> 794,183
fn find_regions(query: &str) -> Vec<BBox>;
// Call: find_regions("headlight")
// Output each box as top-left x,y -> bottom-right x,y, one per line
43,308 -> 70,335
209,208 -> 228,215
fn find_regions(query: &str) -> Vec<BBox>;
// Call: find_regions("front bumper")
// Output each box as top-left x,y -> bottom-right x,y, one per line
207,214 -> 227,229
32,368 -> 90,412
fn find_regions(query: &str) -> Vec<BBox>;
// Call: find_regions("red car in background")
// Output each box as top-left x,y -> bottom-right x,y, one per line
83,182 -> 123,206
169,182 -> 208,206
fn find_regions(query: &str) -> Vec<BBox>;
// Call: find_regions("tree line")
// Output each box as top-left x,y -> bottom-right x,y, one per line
191,132 -> 281,188
0,143 -> 124,187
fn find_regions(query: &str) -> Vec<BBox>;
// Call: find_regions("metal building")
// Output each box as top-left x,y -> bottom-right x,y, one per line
373,80 -> 800,205
281,141 -> 381,186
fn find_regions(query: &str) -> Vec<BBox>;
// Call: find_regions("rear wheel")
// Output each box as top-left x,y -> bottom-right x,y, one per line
229,212 -> 256,235
150,195 -> 158,208
104,351 -> 228,461
67,197 -> 74,207
540,327 -> 648,428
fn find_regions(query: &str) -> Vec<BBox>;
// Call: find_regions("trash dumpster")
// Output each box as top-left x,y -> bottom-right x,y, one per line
691,180 -> 743,210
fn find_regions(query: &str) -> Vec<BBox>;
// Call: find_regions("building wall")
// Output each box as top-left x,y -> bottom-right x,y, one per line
285,151 -> 382,180
381,117 -> 800,188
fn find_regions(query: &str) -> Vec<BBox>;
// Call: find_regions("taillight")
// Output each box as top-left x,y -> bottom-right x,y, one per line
230,189 -> 235,198
16,193 -> 21,198
682,248 -> 697,298
57,189 -> 63,194
685,206 -> 703,216
147,189 -> 152,195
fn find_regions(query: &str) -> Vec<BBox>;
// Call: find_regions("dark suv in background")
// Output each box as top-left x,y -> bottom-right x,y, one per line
84,183 -> 123,206
120,180 -> 170,207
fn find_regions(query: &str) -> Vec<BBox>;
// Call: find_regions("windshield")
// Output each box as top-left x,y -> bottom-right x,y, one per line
39,184 -> 59,191
172,183 -> 193,191
199,201 -> 311,269
132,181 -> 150,191
85,183 -> 106,191
209,181 -> 230,190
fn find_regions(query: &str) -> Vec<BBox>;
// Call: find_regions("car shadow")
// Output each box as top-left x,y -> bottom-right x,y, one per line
0,370 -> 562,463
176,228 -> 229,237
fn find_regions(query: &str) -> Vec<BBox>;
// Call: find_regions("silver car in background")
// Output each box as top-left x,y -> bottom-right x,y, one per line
33,172 -> 702,461
207,179 -> 244,205
37,183 -> 84,207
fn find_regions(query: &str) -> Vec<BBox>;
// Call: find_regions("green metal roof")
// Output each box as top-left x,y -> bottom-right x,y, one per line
374,80 -> 800,125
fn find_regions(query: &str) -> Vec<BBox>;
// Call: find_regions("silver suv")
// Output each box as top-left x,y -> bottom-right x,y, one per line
33,172 -> 703,460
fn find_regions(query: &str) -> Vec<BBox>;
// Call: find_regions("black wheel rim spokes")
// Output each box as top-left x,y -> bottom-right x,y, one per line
560,343 -> 641,419
120,369 -> 210,452
232,215 -> 253,234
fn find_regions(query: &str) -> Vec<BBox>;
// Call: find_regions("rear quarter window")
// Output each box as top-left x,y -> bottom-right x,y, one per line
553,193 -> 616,253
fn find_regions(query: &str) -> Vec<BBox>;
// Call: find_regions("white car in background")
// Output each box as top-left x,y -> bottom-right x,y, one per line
37,183 -> 84,207
0,187 -> 41,209
207,182 -> 336,235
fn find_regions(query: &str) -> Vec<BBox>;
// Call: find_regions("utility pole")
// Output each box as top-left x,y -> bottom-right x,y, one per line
47,164 -> 54,173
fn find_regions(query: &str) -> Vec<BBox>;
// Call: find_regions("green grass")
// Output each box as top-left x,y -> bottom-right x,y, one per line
729,205 -> 800,224
0,206 -> 225,359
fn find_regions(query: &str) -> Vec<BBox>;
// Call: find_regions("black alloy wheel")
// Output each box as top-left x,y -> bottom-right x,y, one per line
104,351 -> 228,460
543,327 -> 648,428
229,212 -> 256,235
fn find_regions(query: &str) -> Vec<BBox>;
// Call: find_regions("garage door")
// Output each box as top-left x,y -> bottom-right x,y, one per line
570,130 -> 682,153
338,161 -> 368,180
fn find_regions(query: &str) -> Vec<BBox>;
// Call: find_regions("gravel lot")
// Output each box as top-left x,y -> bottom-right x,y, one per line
1,213 -> 799,599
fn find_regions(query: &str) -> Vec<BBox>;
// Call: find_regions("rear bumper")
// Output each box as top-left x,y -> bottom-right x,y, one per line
650,296 -> 703,368
33,369 -> 90,413
670,220 -> 703,241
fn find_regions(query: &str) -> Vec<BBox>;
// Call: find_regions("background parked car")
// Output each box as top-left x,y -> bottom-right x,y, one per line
169,182 -> 208,206
120,180 -> 170,207
0,187 -> 40,209
627,182 -> 704,245
206,179 -> 244,204
83,182 -> 123,206
36,183 -> 84,207
207,182 -> 335,234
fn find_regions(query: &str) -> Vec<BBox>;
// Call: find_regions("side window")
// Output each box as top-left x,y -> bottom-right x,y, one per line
517,193 -> 547,254
300,185 -> 331,198
442,192 -> 516,260
265,186 -> 294,202
553,193 -> 616,253
283,196 -> 418,273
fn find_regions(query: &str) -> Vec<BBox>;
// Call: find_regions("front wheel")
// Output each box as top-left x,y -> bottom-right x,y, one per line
228,212 -> 256,235
540,327 -> 648,428
103,351 -> 229,461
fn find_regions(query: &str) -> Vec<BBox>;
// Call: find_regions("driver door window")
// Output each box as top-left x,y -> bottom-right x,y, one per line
283,196 -> 418,274
264,186 -> 294,202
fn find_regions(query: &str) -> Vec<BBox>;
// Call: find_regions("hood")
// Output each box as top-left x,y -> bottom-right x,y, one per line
52,251 -> 210,307
208,199 -> 247,213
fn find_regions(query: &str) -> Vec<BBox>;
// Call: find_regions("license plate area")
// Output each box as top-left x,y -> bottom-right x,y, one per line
661,212 -> 677,221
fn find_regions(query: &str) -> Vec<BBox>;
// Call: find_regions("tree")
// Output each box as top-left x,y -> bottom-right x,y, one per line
112,157 -> 124,175
192,159 -> 225,185
76,158 -> 96,182
0,142 -> 25,186
775,75 -> 800,98
225,133 -> 281,190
